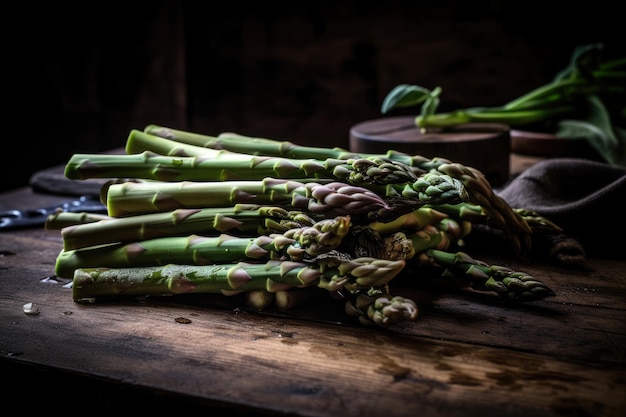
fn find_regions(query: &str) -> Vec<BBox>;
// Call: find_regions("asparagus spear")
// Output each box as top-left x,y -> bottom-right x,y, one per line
138,125 -> 531,253
52,122 -> 568,327
65,146 -> 418,187
102,178 -> 420,223
369,211 -> 468,261
379,158 -> 534,256
61,204 -> 315,251
143,125 -> 360,160
126,129 -> 241,159
45,211 -> 112,229
137,127 -> 535,247
273,287 -> 320,311
131,128 -> 469,204
245,289 -> 277,310
55,216 -> 351,278
64,149 -> 467,206
71,256 -> 407,302
416,249 -> 555,301
344,287 -> 419,326
136,126 -> 499,209
244,285 -> 418,327
143,124 -> 434,175
368,206 -> 448,234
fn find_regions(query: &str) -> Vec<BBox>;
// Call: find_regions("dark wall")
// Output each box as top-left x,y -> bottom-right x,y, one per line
2,1 -> 623,193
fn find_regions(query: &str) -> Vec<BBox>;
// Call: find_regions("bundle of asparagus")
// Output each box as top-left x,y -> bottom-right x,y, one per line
47,125 -> 567,327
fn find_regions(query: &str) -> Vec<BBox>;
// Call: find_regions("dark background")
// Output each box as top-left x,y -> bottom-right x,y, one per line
2,0 -> 623,193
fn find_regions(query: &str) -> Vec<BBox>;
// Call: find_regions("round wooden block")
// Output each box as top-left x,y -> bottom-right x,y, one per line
350,116 -> 511,186
510,129 -> 602,160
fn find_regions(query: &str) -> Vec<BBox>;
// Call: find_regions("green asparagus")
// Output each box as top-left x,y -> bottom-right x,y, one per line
344,287 -> 419,326
101,177 -> 422,223
143,124 -> 427,174
416,249 -> 555,301
61,204 -> 316,251
51,119 -> 568,328
142,124 -> 358,160
138,125 -> 532,254
71,256 -> 407,301
56,216 -> 351,278
65,148 -> 467,206
69,142 -> 420,185
45,211 -> 112,229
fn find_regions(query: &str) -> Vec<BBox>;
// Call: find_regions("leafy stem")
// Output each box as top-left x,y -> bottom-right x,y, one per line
380,43 -> 626,166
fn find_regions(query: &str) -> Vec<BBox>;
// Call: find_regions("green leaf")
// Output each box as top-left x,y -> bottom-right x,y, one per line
381,84 -> 432,114
420,86 -> 442,121
600,57 -> 626,71
553,43 -> 604,82
555,95 -> 625,165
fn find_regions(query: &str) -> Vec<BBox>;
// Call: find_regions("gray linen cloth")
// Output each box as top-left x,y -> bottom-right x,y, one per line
497,158 -> 626,259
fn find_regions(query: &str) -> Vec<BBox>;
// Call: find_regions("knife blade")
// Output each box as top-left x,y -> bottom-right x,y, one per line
0,196 -> 107,230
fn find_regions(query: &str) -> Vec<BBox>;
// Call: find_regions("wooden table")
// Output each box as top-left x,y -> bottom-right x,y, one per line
1,169 -> 625,416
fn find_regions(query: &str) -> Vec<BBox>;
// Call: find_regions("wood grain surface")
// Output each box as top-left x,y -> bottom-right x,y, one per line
0,187 -> 624,416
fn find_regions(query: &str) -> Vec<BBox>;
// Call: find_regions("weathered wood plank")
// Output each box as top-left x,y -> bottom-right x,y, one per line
1,231 -> 625,417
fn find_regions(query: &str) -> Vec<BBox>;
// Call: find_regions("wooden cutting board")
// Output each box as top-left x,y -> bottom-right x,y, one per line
350,117 -> 511,186
29,148 -> 126,197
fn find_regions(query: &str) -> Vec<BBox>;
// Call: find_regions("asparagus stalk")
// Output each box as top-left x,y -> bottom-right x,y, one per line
379,231 -> 416,261
344,287 -> 419,326
144,124 -> 434,175
417,249 -> 555,301
428,162 -> 532,254
369,205 -> 478,257
132,128 -> 470,204
71,256 -> 407,302
102,178 -> 420,223
137,126 -> 537,247
242,285 -> 417,329
513,208 -> 563,233
274,286 -> 320,310
126,129 -> 241,159
55,216 -> 351,278
61,204 -> 315,251
368,213 -> 467,262
370,203 -> 572,266
143,125 -> 360,160
65,146 -> 418,186
142,124 -> 508,195
52,123 -> 568,326
138,126 -> 529,252
45,211 -> 112,229
64,149 -> 468,206
137,125 -> 495,206
430,203 -> 563,238
245,289 -> 276,310
369,206 -> 447,232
